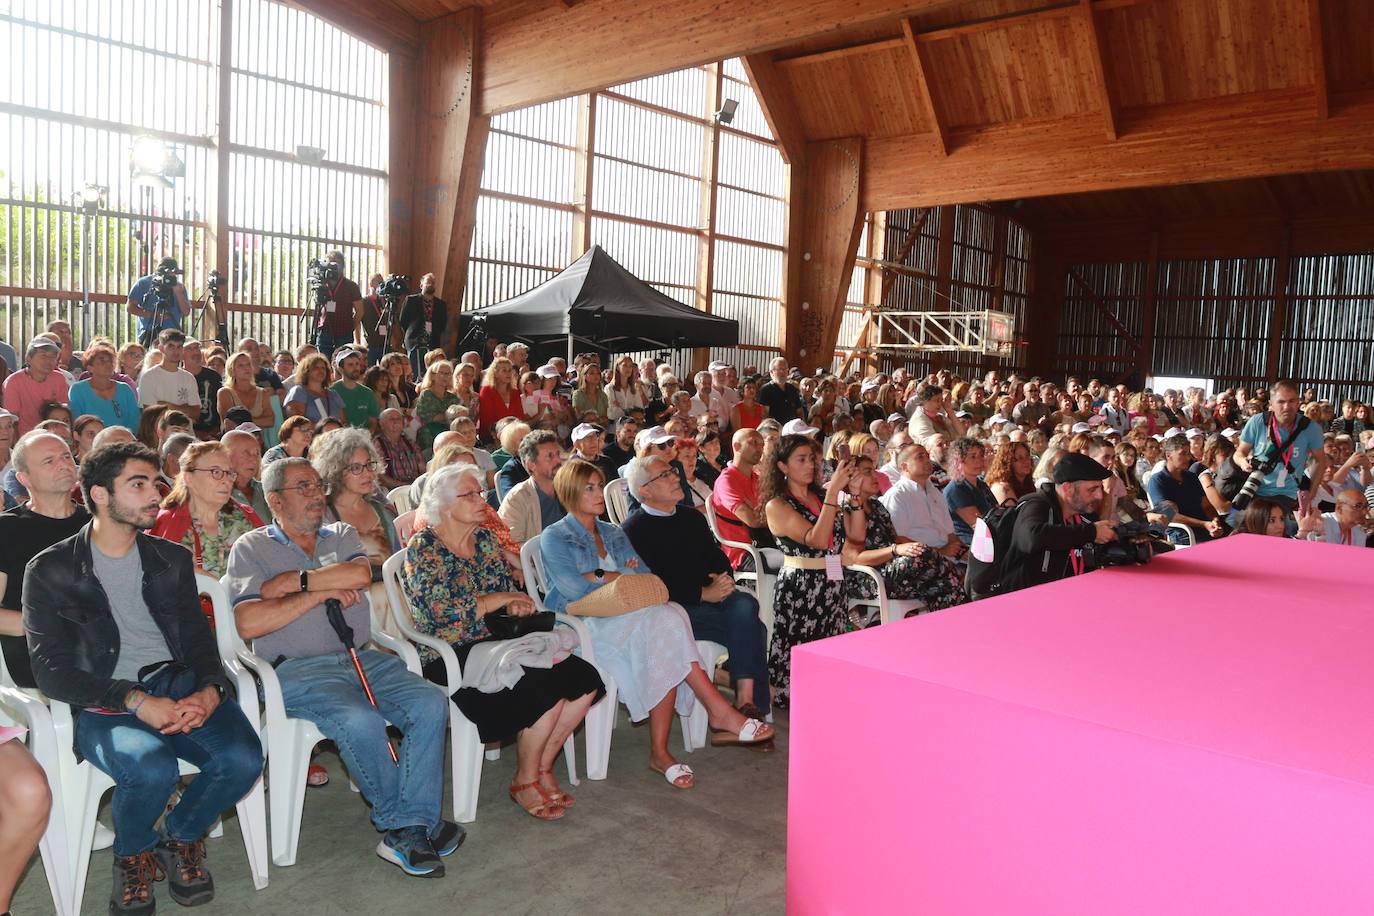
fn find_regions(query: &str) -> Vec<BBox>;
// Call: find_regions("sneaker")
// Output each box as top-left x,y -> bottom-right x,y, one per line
376,826 -> 445,878
154,836 -> 214,907
430,820 -> 466,857
110,849 -> 164,915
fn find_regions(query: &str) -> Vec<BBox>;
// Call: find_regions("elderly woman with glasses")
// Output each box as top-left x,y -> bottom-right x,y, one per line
313,427 -> 402,635
151,441 -> 265,585
403,463 -> 604,820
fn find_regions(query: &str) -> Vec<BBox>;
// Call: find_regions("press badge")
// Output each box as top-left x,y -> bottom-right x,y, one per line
1276,467 -> 1287,487
824,554 -> 843,581
325,299 -> 337,314
319,553 -> 337,566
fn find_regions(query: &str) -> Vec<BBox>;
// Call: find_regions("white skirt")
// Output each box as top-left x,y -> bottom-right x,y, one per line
583,603 -> 700,722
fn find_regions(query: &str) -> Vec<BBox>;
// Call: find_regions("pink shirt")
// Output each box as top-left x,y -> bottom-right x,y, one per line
711,462 -> 761,568
3,369 -> 70,434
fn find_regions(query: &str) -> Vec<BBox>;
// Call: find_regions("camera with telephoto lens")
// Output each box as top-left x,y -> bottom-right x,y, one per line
306,257 -> 341,292
377,274 -> 410,300
207,269 -> 227,290
1084,518 -> 1158,568
1230,455 -> 1278,511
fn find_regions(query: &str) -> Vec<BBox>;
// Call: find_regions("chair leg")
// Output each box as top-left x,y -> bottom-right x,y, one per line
268,730 -> 314,867
449,706 -> 483,824
66,767 -> 108,916
582,682 -> 617,781
235,774 -> 270,890
561,732 -> 579,788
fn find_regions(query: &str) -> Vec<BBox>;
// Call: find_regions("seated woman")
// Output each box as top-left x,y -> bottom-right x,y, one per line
262,414 -> 314,465
985,439 -> 1036,504
219,351 -> 277,432
285,353 -> 345,423
150,441 -> 265,616
674,435 -> 712,511
943,436 -> 996,545
1232,496 -> 1321,538
540,459 -> 773,789
695,428 -> 725,487
411,442 -> 525,583
403,463 -> 604,820
841,455 -> 966,618
416,360 -> 461,450
313,427 -> 402,637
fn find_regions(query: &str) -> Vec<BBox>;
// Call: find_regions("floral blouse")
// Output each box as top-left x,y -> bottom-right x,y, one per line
402,526 -> 512,663
182,505 -> 259,577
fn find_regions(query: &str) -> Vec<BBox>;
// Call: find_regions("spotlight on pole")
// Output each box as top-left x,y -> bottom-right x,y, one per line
130,135 -> 183,188
75,184 -> 108,213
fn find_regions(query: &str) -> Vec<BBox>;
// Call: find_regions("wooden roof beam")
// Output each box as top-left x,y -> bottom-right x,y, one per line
1077,0 -> 1119,141
901,19 -> 949,156
1309,0 -> 1330,119
741,54 -> 807,165
286,0 -> 419,52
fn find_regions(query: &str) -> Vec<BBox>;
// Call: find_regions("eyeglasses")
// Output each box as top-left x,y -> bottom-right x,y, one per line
189,467 -> 233,480
454,488 -> 487,502
346,461 -> 385,476
1337,501 -> 1367,513
646,468 -> 678,486
274,482 -> 324,496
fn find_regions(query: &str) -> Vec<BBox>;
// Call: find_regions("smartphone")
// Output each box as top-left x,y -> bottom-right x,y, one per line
836,441 -> 850,460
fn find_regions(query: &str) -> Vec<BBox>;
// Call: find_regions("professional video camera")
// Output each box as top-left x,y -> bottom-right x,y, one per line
377,274 -> 409,300
139,258 -> 184,347
372,273 -> 410,341
306,257 -> 341,293
1084,518 -> 1161,568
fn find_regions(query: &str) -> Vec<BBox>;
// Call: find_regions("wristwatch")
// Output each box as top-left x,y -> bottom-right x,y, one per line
594,568 -> 605,584
299,569 -> 309,593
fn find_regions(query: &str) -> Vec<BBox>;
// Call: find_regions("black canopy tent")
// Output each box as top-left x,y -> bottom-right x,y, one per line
458,246 -> 739,362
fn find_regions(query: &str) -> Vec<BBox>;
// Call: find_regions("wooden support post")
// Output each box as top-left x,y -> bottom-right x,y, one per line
1138,229 -> 1159,386
387,48 -> 417,278
1078,0 -> 1119,141
864,211 -> 886,377
692,63 -> 722,377
900,19 -> 949,155
1266,223 -> 1294,383
572,93 -> 596,257
205,0 -> 233,343
786,138 -> 865,375
405,8 -> 487,355
1025,240 -> 1065,377
931,204 -> 956,373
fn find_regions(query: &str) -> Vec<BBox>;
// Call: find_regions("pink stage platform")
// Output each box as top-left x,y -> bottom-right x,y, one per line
788,534 -> 1374,915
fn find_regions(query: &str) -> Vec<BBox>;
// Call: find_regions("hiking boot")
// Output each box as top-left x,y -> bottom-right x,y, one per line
430,820 -> 466,857
154,836 -> 214,906
110,849 -> 164,915
376,826 -> 444,878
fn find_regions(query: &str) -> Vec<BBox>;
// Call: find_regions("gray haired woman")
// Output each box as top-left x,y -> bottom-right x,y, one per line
312,426 -> 402,635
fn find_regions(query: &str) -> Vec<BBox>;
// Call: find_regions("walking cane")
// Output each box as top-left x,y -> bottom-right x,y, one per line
324,597 -> 399,765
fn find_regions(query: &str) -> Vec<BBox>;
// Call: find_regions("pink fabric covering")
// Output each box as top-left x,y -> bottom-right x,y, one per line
789,534 -> 1374,914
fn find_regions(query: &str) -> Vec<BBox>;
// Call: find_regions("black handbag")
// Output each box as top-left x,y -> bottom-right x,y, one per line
482,610 -> 555,640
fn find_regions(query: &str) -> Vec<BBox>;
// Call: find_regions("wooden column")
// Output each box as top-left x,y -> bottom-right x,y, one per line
387,47 -> 417,277
930,204 -> 956,374
572,93 -> 596,258
1137,229 -> 1160,386
863,211 -> 887,377
1265,223 -> 1294,383
405,7 -> 489,355
786,137 -> 865,375
203,0 -> 233,342
692,64 -> 722,376
1025,237 -> 1065,377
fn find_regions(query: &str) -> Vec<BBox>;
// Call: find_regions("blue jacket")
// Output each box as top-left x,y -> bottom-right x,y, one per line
539,513 -> 645,612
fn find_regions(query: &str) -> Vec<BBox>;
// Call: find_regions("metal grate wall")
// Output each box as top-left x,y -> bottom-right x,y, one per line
0,0 -> 387,356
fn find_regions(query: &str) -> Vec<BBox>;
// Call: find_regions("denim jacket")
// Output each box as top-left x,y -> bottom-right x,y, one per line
538,513 -> 645,612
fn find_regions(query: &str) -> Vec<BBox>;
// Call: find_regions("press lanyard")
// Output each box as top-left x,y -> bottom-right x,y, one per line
190,522 -> 204,570
1269,414 -> 1296,468
1068,513 -> 1085,576
1341,528 -> 1352,546
804,493 -> 833,551
422,296 -> 434,322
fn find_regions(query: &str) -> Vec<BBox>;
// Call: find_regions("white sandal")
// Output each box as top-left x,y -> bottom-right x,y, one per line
710,717 -> 773,746
649,762 -> 694,789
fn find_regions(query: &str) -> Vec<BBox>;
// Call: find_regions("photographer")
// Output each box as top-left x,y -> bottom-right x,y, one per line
358,273 -> 389,366
1233,379 -> 1328,515
127,256 -> 191,345
994,453 -> 1121,595
399,273 -> 446,376
309,251 -> 364,357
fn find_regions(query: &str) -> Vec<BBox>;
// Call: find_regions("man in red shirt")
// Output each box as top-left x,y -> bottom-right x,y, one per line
312,251 -> 364,358
710,428 -> 776,571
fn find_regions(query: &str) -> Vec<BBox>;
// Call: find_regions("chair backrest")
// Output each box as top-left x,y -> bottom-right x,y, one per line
200,572 -> 248,670
519,538 -> 552,610
603,477 -> 630,525
389,485 -> 413,514
394,509 -> 418,544
703,497 -> 725,541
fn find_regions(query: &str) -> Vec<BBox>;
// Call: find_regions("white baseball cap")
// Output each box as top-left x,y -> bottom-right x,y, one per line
536,364 -> 560,379
1186,427 -> 1204,439
781,418 -> 820,437
571,423 -> 602,441
635,426 -> 676,450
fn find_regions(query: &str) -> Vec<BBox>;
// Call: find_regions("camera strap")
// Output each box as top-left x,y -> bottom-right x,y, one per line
1266,412 -> 1308,472
1068,513 -> 1085,576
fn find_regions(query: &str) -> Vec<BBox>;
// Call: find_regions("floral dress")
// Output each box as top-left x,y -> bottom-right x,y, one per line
402,526 -> 604,741
768,492 -> 848,708
842,498 -> 966,613
180,505 -> 260,577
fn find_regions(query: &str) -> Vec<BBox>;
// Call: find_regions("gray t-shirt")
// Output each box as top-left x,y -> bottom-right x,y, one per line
93,543 -> 169,680
224,521 -> 371,661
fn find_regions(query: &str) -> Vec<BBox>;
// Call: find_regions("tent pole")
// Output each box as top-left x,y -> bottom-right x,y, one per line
567,331 -> 574,366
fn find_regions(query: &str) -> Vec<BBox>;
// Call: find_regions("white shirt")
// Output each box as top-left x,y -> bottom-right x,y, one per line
1313,512 -> 1367,547
137,364 -> 198,408
714,385 -> 739,429
880,475 -> 956,547
689,391 -> 723,421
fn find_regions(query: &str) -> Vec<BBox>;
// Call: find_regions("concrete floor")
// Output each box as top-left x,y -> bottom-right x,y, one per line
11,707 -> 788,916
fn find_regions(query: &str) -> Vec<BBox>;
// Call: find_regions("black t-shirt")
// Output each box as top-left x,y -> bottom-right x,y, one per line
757,381 -> 805,424
190,366 -> 223,433
0,505 -> 91,687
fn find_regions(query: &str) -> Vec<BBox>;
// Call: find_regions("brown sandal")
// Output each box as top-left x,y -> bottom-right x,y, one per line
538,768 -> 574,807
509,779 -> 565,820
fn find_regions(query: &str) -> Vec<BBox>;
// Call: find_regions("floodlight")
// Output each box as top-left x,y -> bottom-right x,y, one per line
714,99 -> 739,124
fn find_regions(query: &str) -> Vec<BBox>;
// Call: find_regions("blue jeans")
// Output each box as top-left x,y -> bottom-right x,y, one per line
313,330 -> 355,359
75,702 -> 263,857
276,649 -> 447,832
679,589 -> 770,716
407,347 -> 429,378
367,343 -> 388,367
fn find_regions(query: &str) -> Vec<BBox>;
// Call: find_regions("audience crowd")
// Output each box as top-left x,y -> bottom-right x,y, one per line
0,284 -> 1368,912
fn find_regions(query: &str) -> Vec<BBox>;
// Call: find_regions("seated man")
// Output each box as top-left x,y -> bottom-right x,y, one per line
710,428 -> 780,572
1306,488 -> 1368,546
25,442 -> 263,914
879,442 -> 965,560
225,457 -> 461,877
374,407 -> 424,489
622,455 -> 769,719
1147,434 -> 1223,545
497,430 -> 565,544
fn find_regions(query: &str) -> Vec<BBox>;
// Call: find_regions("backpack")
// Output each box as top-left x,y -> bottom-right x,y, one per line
964,497 -> 1031,601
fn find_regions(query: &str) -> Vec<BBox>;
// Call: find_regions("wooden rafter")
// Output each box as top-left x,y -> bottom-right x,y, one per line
741,54 -> 806,165
900,19 -> 948,156
879,208 -> 931,300
1077,0 -> 1119,141
1309,0 -> 1330,119
1066,266 -> 1141,353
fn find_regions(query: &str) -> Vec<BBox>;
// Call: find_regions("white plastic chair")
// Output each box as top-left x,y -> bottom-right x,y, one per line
705,499 -> 776,646
380,550 -> 579,822
519,540 -> 722,770
603,478 -> 630,525
221,576 -> 419,866
0,654 -> 72,916
1167,522 -> 1197,547
844,564 -> 926,626
388,485 -> 413,514
50,577 -> 270,915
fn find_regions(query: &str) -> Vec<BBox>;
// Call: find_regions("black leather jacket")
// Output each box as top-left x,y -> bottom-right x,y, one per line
22,522 -> 231,713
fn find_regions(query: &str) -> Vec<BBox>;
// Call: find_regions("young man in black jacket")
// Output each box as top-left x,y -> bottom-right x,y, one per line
24,442 -> 262,915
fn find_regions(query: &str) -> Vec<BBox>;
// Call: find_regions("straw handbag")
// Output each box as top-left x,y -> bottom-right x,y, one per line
567,572 -> 669,617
